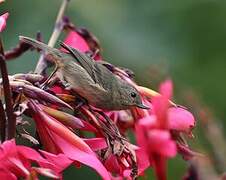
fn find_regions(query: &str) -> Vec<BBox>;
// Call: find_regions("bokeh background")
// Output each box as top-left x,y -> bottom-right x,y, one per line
1,0 -> 226,179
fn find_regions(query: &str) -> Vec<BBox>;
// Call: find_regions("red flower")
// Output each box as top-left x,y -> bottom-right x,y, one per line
135,80 -> 179,180
0,139 -> 70,179
29,101 -> 111,180
63,29 -> 102,60
168,107 -> 195,135
63,30 -> 90,53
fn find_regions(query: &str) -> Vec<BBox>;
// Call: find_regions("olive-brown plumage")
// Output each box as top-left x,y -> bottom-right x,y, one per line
20,36 -> 149,110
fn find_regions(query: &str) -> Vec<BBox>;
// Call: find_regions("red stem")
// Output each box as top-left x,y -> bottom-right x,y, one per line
0,54 -> 16,140
0,100 -> 6,142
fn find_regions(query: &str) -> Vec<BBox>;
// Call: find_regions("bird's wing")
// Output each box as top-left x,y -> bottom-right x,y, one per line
60,42 -> 98,83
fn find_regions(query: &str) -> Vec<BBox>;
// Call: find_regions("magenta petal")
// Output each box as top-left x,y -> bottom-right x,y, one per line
63,31 -> 90,52
40,151 -> 72,172
0,139 -> 17,155
83,138 -> 107,151
80,120 -> 98,132
33,104 -> 93,153
51,132 -> 111,180
138,115 -> 156,128
152,94 -> 169,129
8,157 -> 30,177
135,123 -> 149,152
10,82 -> 73,109
147,130 -> 177,157
32,167 -> 60,179
168,107 -> 195,133
17,146 -> 49,164
104,155 -> 121,174
0,170 -> 17,180
135,149 -> 150,175
0,12 -> 9,32
159,80 -> 173,99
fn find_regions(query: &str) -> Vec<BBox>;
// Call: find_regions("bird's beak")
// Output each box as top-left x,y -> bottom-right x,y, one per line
136,103 -> 150,109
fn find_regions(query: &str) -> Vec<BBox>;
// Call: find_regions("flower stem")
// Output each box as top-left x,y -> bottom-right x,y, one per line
0,53 -> 16,140
34,0 -> 70,74
0,100 -> 6,142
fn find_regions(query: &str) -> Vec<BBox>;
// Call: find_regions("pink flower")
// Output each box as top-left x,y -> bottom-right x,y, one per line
168,107 -> 195,134
0,139 -> 70,179
135,81 -> 195,135
0,12 -> 9,32
134,80 -> 196,180
29,101 -> 111,180
62,29 -> 102,60
135,80 -> 178,180
63,30 -> 90,53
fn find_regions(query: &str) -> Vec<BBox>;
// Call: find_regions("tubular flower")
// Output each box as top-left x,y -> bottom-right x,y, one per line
63,27 -> 102,60
0,8 -> 198,179
63,30 -> 90,53
60,27 -> 196,179
0,139 -> 71,179
135,81 -> 177,180
28,101 -> 111,180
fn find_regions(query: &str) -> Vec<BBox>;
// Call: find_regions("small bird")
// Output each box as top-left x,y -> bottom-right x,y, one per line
19,36 -> 149,111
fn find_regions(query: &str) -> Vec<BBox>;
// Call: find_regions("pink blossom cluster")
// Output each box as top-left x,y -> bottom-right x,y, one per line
0,2 -> 196,180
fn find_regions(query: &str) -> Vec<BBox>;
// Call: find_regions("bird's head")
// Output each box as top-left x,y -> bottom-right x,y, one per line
118,81 -> 149,110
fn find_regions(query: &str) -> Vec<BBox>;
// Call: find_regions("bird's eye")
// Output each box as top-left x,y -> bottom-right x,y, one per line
130,92 -> 137,98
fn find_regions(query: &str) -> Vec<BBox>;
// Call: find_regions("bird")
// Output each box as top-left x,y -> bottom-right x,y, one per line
19,36 -> 149,111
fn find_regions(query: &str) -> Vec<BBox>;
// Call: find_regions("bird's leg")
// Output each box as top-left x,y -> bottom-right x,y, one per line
85,49 -> 99,59
90,110 -> 138,179
43,76 -> 59,89
41,65 -> 59,89
92,109 -> 127,142
74,99 -> 88,109
72,92 -> 88,110
91,49 -> 99,59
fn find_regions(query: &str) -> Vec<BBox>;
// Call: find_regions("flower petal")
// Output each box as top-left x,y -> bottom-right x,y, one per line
0,12 -> 9,32
159,79 -> 173,99
10,81 -> 73,109
56,94 -> 75,103
33,105 -> 92,153
17,146 -> 49,164
41,105 -> 84,129
39,151 -> 72,172
8,157 -> 30,177
0,170 -> 17,180
13,73 -> 44,83
83,138 -> 107,151
51,132 -> 111,180
104,155 -> 121,174
30,103 -> 111,179
147,130 -> 177,157
31,167 -> 60,179
168,107 -> 195,134
63,31 -> 90,52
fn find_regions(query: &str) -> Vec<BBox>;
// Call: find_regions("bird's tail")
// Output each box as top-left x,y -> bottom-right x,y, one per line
19,36 -> 55,52
19,36 -> 64,65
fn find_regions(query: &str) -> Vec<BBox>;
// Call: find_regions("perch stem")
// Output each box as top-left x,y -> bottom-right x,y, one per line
34,0 -> 70,74
0,53 -> 16,140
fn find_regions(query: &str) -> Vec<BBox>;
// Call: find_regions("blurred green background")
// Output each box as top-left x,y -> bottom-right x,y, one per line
1,0 -> 226,179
